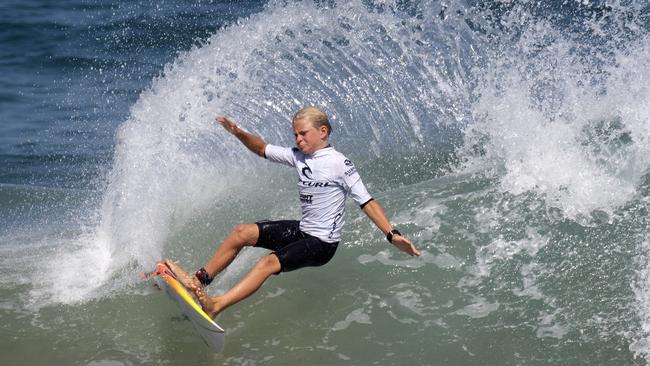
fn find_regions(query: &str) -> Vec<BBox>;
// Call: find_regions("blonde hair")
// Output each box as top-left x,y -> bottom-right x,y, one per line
292,106 -> 332,136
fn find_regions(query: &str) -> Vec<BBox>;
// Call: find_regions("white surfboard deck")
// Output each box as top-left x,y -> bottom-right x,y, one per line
152,261 -> 225,352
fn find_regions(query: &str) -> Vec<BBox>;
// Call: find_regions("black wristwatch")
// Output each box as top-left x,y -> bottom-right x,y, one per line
195,267 -> 214,286
386,229 -> 401,243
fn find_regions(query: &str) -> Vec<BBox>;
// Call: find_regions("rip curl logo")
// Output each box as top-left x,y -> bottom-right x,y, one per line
300,180 -> 329,188
301,166 -> 313,180
344,159 -> 353,167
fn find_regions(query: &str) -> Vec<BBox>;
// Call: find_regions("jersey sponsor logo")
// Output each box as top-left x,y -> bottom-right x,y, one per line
301,166 -> 313,180
300,180 -> 330,188
328,213 -> 343,239
344,167 -> 357,177
300,194 -> 313,204
343,159 -> 357,177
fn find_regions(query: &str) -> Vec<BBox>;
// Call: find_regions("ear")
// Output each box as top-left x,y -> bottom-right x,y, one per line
319,125 -> 329,139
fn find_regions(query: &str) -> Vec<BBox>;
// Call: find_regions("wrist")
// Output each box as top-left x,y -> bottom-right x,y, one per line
386,228 -> 401,244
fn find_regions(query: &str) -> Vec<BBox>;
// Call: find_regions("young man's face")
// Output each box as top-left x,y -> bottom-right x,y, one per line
293,118 -> 328,155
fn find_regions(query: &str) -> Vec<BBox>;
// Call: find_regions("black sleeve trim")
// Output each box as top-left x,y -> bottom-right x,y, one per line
360,198 -> 374,209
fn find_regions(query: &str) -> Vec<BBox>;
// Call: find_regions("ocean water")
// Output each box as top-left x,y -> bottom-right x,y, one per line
2,0 -> 650,364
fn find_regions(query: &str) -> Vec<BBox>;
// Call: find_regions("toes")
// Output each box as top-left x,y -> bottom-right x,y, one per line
194,287 -> 206,301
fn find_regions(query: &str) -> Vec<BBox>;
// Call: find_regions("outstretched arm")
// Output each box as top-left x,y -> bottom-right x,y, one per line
362,200 -> 421,256
216,116 -> 267,157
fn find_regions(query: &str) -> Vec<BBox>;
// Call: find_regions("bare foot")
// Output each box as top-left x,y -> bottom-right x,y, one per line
164,260 -> 202,290
194,286 -> 223,319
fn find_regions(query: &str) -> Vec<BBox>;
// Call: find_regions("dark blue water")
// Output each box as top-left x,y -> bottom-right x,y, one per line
2,1 -> 650,365
0,0 -> 265,188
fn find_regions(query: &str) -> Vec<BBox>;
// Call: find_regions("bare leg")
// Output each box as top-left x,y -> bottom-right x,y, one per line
203,223 -> 260,278
195,254 -> 281,318
166,224 -> 260,290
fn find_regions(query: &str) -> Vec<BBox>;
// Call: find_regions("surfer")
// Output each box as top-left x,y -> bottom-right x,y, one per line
168,106 -> 420,318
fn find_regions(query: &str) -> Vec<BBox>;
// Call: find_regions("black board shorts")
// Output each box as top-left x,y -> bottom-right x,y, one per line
255,220 -> 339,273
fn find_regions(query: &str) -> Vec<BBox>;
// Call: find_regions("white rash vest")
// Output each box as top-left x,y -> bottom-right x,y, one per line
264,144 -> 372,243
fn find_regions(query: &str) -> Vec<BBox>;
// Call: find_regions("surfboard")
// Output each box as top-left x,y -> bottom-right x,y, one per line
150,261 -> 225,352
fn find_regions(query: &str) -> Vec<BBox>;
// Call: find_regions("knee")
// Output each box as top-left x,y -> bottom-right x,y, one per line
255,255 -> 281,275
231,224 -> 258,245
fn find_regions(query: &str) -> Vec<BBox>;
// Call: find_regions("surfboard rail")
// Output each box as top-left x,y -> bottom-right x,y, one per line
152,261 -> 225,352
